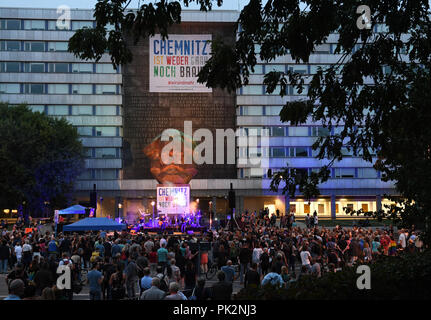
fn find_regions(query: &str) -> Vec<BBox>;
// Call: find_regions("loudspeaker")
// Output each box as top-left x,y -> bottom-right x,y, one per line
228,190 -> 235,209
90,191 -> 97,209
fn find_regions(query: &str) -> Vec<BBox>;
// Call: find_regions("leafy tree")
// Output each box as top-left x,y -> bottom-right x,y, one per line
0,103 -> 85,217
68,0 -> 431,244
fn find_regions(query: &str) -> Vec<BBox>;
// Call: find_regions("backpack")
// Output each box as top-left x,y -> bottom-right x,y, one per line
157,274 -> 169,292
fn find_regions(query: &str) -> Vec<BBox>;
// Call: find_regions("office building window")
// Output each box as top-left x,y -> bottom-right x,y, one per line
94,169 -> 117,180
271,147 -> 286,157
266,85 -> 286,95
48,84 -> 69,94
242,85 -> 263,95
48,20 -> 71,30
95,105 -> 117,116
244,127 -> 268,137
289,126 -> 308,136
77,169 -> 92,180
77,126 -> 93,136
1,41 -> 20,51
271,126 -> 285,137
267,65 -> 285,73
0,83 -> 20,93
23,20 -> 45,30
0,62 -> 20,72
29,105 -> 45,113
0,19 -> 21,30
48,63 -> 69,73
24,42 -> 45,52
83,148 -> 93,158
250,64 -> 263,74
288,65 -> 307,73
242,106 -> 263,116
266,106 -> 282,116
95,127 -> 117,136
24,83 -> 44,94
72,21 -> 94,30
102,169 -> 118,180
48,42 -> 68,52
72,105 -> 93,115
313,44 -> 331,54
309,64 -> 331,74
357,168 -> 378,178
24,63 -> 45,73
96,64 -> 116,73
95,148 -> 117,158
341,147 -> 354,157
311,126 -> 330,137
289,147 -> 309,157
72,84 -> 92,94
95,85 -> 116,94
334,168 -> 355,178
47,105 -> 69,115
72,63 -> 93,73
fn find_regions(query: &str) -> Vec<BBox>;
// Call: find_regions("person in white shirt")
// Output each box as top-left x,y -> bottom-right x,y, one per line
160,237 -> 167,248
300,247 -> 312,272
252,246 -> 263,265
398,229 -> 407,249
14,244 -> 22,263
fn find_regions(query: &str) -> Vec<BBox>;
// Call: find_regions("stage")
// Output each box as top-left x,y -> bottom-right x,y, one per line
128,224 -> 207,235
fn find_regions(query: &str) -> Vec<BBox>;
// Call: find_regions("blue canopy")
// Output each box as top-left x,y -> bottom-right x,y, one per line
63,217 -> 126,231
59,205 -> 87,215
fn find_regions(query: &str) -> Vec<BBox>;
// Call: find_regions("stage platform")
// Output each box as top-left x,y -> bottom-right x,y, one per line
128,225 -> 208,235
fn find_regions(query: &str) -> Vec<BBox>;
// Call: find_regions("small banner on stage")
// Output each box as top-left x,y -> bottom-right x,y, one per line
157,184 -> 190,216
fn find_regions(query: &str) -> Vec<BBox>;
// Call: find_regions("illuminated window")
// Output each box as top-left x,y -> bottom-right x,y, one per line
304,204 -> 310,214
318,204 -> 325,214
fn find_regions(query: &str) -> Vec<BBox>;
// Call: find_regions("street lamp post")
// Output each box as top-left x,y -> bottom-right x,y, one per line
209,201 -> 212,229
151,201 -> 155,227
117,203 -> 122,220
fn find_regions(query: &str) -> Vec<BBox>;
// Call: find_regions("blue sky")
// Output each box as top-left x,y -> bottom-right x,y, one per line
2,0 -> 247,10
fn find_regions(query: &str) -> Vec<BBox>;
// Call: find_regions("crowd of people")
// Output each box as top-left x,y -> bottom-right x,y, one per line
0,212 -> 425,300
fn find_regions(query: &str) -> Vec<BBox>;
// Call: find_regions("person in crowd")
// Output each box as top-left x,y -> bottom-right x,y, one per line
87,262 -> 103,300
4,279 -> 25,300
140,277 -> 166,300
164,282 -> 187,300
221,260 -> 236,284
140,267 -> 153,293
110,263 -> 126,300
40,287 -> 56,300
210,271 -> 232,300
261,265 -> 285,288
0,240 -> 10,274
244,263 -> 260,289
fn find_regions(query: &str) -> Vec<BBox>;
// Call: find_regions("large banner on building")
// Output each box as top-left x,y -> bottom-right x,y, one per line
149,34 -> 212,93
157,184 -> 190,215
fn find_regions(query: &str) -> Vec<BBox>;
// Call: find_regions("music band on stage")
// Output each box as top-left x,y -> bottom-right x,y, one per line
126,210 -> 204,234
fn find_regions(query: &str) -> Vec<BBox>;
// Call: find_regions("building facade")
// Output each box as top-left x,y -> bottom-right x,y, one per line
0,7 -> 397,221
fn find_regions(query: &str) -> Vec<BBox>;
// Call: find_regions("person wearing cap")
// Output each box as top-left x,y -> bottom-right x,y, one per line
4,279 -> 25,300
